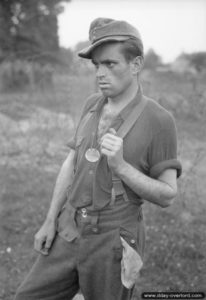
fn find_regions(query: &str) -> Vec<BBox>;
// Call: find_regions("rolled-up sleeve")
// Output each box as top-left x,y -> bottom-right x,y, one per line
148,116 -> 182,178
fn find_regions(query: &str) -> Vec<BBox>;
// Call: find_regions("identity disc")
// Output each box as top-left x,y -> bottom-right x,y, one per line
85,148 -> 100,162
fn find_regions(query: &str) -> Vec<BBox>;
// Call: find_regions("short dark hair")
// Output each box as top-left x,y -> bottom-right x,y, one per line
119,38 -> 144,62
91,39 -> 144,62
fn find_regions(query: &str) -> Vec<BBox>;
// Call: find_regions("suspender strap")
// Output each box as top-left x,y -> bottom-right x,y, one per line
117,96 -> 147,138
111,175 -> 129,206
111,96 -> 148,205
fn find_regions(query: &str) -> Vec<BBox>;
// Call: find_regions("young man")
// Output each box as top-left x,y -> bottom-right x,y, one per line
15,18 -> 181,300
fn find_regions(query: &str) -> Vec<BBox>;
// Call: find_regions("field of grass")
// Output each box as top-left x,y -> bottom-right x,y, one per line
0,70 -> 206,300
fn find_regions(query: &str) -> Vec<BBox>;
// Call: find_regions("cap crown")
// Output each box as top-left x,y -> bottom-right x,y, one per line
89,17 -> 142,44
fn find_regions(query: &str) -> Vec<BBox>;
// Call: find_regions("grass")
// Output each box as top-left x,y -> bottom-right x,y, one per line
0,69 -> 206,299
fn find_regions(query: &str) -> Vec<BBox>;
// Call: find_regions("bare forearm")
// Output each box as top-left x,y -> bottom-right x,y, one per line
115,161 -> 177,207
46,150 -> 75,221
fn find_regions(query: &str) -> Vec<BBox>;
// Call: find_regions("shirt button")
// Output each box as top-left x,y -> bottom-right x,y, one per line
130,239 -> 136,245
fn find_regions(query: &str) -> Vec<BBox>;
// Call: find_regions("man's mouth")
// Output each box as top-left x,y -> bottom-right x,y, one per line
98,82 -> 110,88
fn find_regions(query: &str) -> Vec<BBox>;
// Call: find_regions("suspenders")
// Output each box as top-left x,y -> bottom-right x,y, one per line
74,92 -> 148,205
111,95 -> 148,205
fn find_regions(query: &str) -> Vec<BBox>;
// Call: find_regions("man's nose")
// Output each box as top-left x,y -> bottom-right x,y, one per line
96,65 -> 106,78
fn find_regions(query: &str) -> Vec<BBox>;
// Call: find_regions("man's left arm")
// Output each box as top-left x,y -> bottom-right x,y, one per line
114,162 -> 177,208
100,128 -> 179,208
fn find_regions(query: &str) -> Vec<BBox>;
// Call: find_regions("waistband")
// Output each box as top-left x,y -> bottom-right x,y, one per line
74,201 -> 143,236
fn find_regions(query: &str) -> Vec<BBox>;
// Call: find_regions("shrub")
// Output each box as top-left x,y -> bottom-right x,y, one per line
0,60 -> 54,92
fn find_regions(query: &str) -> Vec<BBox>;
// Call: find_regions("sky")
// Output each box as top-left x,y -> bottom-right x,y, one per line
58,0 -> 206,63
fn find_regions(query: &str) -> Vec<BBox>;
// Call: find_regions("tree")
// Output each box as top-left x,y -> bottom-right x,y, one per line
174,52 -> 206,74
0,0 -> 71,62
144,48 -> 162,70
189,52 -> 206,73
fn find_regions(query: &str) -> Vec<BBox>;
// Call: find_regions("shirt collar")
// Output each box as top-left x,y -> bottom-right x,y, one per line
118,86 -> 143,121
90,95 -> 106,112
90,85 -> 143,120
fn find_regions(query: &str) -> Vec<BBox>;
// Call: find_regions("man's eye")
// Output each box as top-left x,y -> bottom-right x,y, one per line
107,62 -> 115,68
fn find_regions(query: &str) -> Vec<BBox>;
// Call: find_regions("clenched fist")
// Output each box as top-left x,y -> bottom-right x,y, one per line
100,128 -> 124,172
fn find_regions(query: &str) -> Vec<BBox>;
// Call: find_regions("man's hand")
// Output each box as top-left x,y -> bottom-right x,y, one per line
34,218 -> 57,255
100,128 -> 124,172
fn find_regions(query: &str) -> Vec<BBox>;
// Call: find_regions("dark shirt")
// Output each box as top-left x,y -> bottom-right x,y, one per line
66,89 -> 182,211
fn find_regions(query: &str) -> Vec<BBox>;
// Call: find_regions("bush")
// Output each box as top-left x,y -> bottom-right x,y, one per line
0,60 -> 54,92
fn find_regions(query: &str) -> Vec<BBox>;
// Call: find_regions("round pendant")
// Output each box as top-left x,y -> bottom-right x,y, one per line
85,148 -> 100,162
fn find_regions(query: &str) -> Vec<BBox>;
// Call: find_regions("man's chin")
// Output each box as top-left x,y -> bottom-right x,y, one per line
100,88 -> 113,97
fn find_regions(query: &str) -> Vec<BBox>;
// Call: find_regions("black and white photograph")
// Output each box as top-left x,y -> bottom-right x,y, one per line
0,0 -> 206,299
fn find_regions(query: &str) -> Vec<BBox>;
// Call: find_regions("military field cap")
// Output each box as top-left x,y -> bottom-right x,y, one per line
78,17 -> 143,59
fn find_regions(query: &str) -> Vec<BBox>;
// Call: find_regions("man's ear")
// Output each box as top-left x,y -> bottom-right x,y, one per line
131,56 -> 144,74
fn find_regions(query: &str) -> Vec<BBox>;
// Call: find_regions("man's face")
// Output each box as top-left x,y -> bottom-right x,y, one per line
91,42 -> 136,99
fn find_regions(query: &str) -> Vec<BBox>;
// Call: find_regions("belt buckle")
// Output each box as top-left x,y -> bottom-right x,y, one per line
81,208 -> 87,218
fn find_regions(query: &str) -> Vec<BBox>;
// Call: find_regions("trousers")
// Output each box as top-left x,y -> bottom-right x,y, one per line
14,200 -> 145,300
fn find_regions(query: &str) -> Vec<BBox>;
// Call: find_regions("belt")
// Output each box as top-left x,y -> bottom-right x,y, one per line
76,205 -> 142,220
76,204 -> 143,227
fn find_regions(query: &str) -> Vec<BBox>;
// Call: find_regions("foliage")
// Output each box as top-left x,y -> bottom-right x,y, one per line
0,60 -> 55,91
143,48 -> 162,70
0,1 -> 74,91
188,52 -> 206,73
0,0 -> 71,62
177,52 -> 206,73
58,47 -> 74,71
